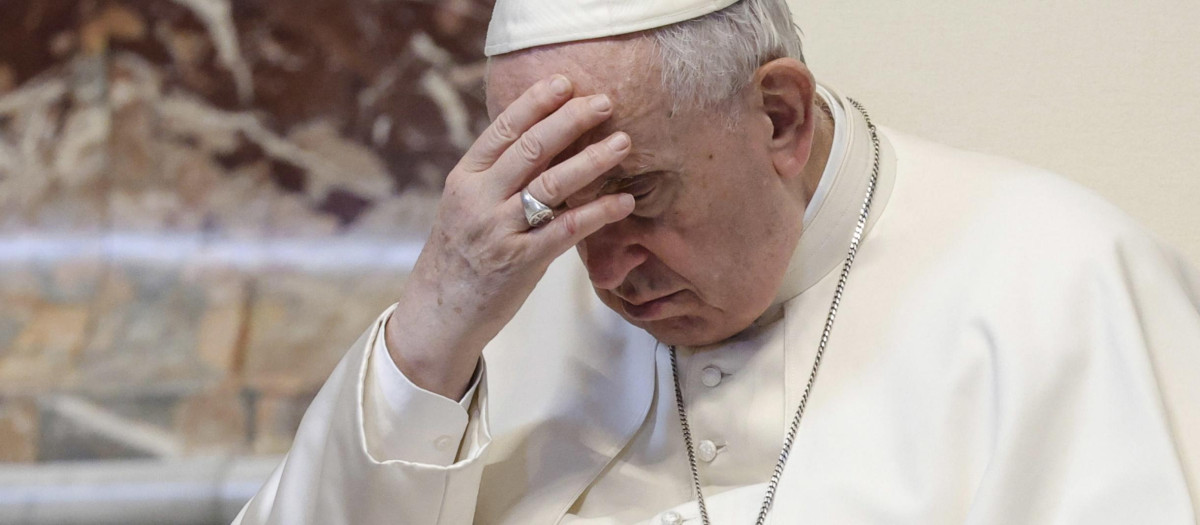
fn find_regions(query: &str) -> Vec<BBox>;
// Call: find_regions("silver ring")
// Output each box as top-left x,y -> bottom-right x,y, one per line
521,188 -> 555,228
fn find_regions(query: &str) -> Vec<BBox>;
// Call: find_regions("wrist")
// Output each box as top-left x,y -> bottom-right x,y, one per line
383,302 -> 481,400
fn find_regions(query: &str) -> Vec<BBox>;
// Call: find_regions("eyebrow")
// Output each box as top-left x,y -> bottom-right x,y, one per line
590,150 -> 658,190
599,169 -> 659,192
619,151 -> 658,175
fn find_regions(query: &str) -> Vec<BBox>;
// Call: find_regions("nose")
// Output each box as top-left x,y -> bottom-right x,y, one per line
578,222 -> 647,291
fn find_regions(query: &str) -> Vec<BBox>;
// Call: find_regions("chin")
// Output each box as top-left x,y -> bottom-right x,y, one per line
595,290 -> 766,347
632,316 -> 751,348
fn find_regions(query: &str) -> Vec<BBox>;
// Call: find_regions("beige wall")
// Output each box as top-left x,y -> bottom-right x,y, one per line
789,1 -> 1200,267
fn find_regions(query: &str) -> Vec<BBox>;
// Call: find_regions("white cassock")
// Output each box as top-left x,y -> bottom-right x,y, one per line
234,87 -> 1200,524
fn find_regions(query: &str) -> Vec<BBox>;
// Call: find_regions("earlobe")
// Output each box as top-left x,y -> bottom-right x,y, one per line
754,58 -> 817,180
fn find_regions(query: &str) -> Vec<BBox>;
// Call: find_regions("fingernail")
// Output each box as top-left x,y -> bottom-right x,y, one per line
550,75 -> 571,96
618,193 -> 635,209
609,132 -> 630,150
590,95 -> 612,112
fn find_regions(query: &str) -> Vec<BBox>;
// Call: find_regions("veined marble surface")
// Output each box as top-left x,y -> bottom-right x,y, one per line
0,0 -> 493,462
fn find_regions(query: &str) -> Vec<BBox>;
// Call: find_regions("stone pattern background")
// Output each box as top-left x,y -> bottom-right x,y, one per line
0,0 -> 493,462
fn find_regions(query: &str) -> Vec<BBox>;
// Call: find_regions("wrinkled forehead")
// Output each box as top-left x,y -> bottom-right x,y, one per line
484,38 -> 693,185
484,36 -> 662,120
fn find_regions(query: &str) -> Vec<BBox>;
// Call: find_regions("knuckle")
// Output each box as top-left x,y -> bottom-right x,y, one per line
584,143 -> 607,166
560,212 -> 582,237
516,133 -> 543,163
562,97 -> 584,117
538,174 -> 562,201
566,99 -> 593,128
492,114 -> 519,143
537,82 -> 558,105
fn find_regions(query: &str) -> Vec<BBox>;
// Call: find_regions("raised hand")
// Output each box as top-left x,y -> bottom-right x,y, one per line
385,75 -> 635,399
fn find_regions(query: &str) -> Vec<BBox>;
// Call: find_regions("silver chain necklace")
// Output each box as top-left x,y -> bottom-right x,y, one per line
669,99 -> 881,525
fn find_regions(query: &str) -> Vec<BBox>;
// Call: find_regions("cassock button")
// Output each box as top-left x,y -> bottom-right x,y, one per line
660,510 -> 683,525
700,366 -> 722,388
697,439 -> 719,463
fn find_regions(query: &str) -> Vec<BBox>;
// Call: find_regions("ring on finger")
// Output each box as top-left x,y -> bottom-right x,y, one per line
521,188 -> 555,228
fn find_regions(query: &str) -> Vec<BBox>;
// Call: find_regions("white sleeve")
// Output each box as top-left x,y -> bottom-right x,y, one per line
234,306 -> 492,525
364,312 -> 484,466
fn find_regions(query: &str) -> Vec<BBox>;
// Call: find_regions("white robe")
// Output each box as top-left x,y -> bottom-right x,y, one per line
234,88 -> 1200,524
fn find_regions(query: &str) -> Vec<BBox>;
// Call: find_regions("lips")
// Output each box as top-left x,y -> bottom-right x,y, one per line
620,291 -> 683,320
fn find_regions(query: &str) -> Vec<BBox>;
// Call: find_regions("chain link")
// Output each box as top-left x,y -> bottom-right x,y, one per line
670,98 -> 881,525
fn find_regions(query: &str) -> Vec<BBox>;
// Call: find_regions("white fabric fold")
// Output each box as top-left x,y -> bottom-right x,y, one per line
364,308 -> 483,466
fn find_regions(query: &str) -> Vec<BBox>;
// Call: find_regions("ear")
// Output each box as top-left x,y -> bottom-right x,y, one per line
751,58 -> 818,180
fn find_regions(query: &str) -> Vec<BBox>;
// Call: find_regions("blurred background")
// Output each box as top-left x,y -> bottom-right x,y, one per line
0,0 -> 1196,524
0,0 -> 491,522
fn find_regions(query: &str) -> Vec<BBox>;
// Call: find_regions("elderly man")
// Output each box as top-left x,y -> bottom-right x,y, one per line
235,0 -> 1200,523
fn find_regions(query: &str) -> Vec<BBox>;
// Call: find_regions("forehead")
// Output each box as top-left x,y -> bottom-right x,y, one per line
485,37 -> 664,122
486,38 -> 688,182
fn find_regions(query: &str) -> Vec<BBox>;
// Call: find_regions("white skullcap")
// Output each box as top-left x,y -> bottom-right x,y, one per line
485,0 -> 741,57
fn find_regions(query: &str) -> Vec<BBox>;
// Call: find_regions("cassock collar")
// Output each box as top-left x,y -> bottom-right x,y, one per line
757,85 -> 896,325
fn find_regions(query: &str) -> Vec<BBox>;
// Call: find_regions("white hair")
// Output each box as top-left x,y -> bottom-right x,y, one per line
650,0 -> 805,113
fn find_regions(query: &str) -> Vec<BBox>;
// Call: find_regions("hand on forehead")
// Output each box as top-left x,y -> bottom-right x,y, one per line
485,37 -> 661,120
484,38 -> 681,199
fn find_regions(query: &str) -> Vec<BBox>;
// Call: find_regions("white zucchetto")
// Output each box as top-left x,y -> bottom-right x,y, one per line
485,0 -> 740,56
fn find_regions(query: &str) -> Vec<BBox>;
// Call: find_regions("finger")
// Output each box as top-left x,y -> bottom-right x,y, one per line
460,74 -> 574,172
489,93 -> 615,192
525,131 -> 630,208
527,193 -> 635,255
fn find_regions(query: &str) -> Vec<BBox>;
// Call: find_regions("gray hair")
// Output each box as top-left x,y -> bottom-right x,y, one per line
650,0 -> 806,113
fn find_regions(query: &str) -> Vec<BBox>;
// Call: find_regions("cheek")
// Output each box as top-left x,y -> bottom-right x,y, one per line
668,178 -> 794,300
654,214 -> 765,295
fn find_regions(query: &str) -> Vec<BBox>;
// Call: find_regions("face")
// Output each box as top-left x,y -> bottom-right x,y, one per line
487,39 -> 809,346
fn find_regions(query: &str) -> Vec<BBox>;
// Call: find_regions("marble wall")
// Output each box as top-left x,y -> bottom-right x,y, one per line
0,0 -> 493,462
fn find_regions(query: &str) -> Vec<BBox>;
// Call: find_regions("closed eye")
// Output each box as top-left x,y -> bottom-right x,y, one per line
605,173 -> 658,199
626,182 -> 655,200
578,171 -> 669,215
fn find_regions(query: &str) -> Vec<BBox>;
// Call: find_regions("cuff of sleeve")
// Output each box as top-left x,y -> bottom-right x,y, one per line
363,304 -> 485,466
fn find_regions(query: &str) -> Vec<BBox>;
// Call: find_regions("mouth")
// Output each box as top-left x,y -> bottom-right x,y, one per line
620,291 -> 684,321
